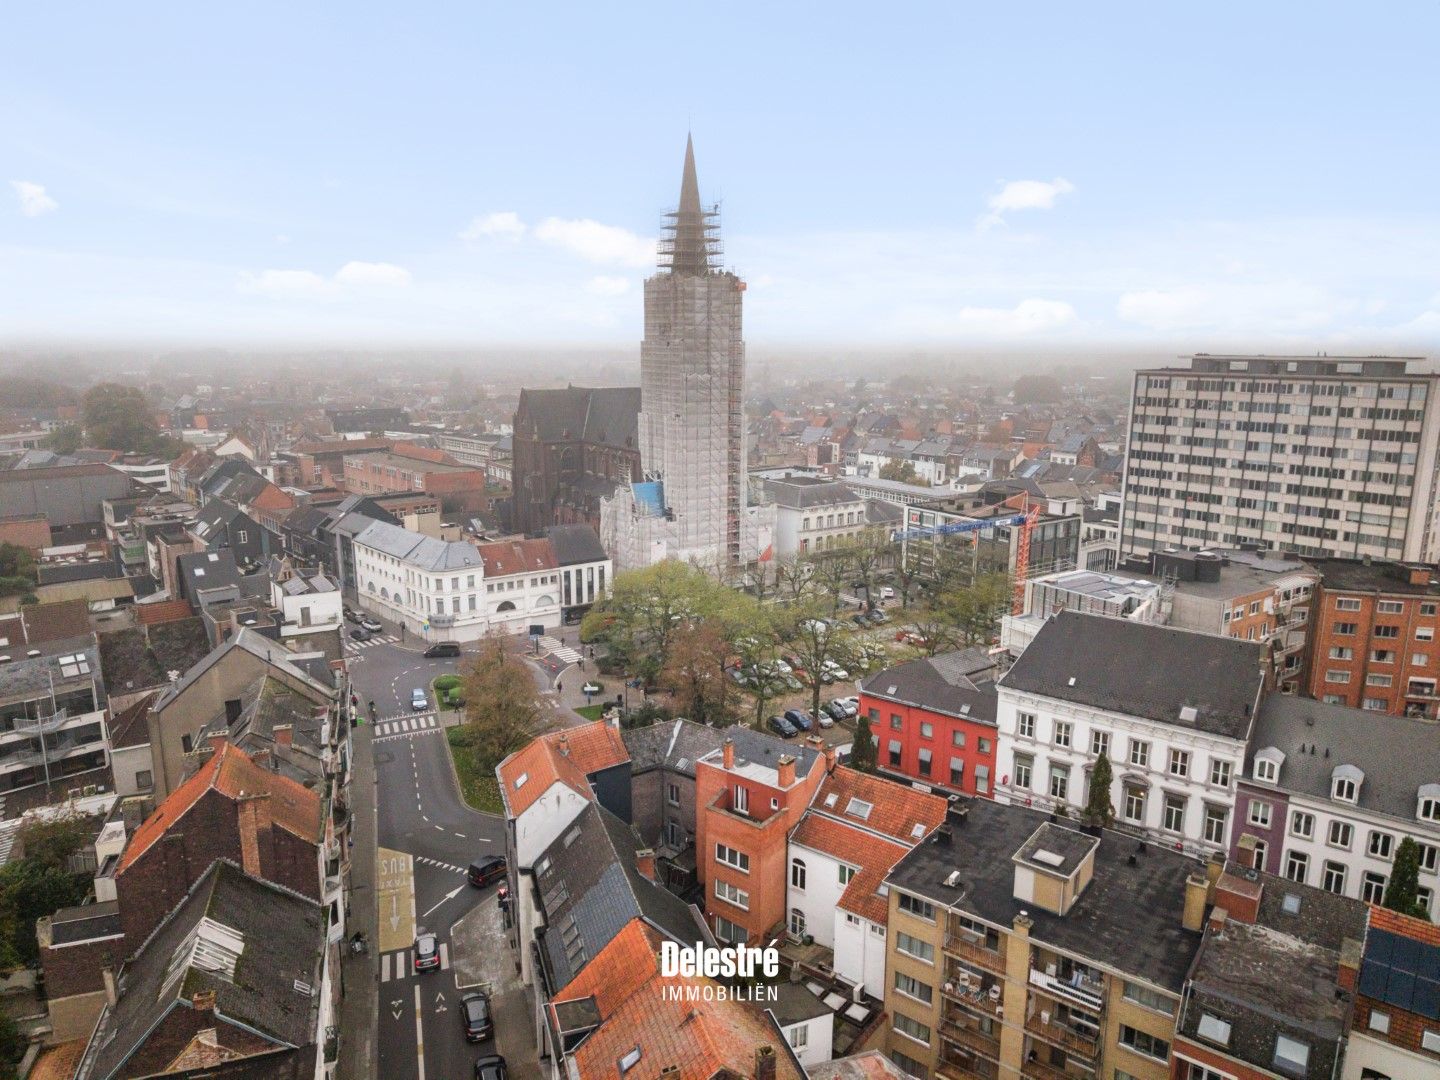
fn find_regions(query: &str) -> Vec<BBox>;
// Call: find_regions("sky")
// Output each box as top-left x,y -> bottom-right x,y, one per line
3,2 -> 1439,351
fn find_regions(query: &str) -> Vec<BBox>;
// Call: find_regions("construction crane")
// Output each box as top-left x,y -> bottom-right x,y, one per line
893,505 -> 1043,615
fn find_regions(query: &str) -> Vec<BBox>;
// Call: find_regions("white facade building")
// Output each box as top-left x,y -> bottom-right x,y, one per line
996,611 -> 1265,857
762,475 -> 870,559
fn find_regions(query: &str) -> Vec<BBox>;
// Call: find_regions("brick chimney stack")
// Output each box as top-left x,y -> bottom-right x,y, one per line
273,724 -> 293,748
635,848 -> 657,882
722,738 -> 734,770
776,755 -> 795,789
191,989 -> 217,1014
755,1045 -> 777,1080
237,793 -> 272,878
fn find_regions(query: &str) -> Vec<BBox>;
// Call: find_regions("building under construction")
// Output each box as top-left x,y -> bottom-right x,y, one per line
602,136 -> 774,571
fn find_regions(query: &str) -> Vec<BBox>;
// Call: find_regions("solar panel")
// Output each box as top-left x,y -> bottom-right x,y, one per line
1360,928 -> 1440,1019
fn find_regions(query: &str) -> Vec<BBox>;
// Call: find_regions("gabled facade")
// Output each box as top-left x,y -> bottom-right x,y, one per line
1344,906 -> 1440,1080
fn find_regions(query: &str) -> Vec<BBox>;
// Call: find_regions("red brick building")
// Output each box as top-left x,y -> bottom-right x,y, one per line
1304,558 -> 1440,718
342,444 -> 494,514
113,742 -> 323,946
1345,906 -> 1440,1078
858,649 -> 1000,798
694,729 -> 831,945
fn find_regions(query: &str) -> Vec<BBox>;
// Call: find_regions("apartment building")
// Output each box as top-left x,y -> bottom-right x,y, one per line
882,800 -> 1199,1080
1231,696 -> 1440,916
1120,354 -> 1440,563
996,612 -> 1267,858
763,474 -> 872,558
1304,557 -> 1440,718
1343,906 -> 1440,1080
859,649 -> 1001,799
342,446 -> 492,513
786,766 -> 945,995
1000,568 -> 1161,658
1172,865 -> 1366,1080
695,730 -> 829,945
899,499 -> 1081,589
0,627 -> 109,798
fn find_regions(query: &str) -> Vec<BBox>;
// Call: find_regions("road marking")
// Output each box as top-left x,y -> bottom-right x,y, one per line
433,823 -> 444,831
422,885 -> 465,919
414,982 -> 426,1080
377,848 -> 416,954
439,942 -> 450,971
454,832 -> 466,839
390,995 -> 404,1020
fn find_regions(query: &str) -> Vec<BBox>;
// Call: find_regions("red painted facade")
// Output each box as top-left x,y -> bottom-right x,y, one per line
858,692 -> 998,798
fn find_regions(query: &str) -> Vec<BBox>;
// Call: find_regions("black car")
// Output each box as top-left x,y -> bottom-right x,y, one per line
350,627 -> 373,642
783,708 -> 813,733
468,855 -> 507,888
474,1056 -> 508,1080
822,701 -> 847,721
462,991 -> 493,1042
766,714 -> 798,738
424,641 -> 461,658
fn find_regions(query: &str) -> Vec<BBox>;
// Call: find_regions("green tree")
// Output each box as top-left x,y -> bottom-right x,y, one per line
0,544 -> 36,599
1084,752 -> 1115,827
658,621 -> 741,727
1384,837 -> 1430,919
780,602 -> 858,720
850,711 -> 877,773
879,460 -> 920,484
460,635 -> 545,767
80,382 -> 179,455
0,1007 -> 23,1077
41,423 -> 82,455
0,816 -> 93,971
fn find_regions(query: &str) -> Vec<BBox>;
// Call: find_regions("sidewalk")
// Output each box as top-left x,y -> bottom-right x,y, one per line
335,721 -> 378,1080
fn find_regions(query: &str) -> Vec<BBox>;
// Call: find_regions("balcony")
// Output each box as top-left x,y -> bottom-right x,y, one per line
940,1014 -> 1001,1060
945,930 -> 1007,974
1020,1057 -> 1080,1080
938,1050 -> 999,1080
1025,1009 -> 1100,1060
942,969 -> 1003,1017
1028,967 -> 1104,1014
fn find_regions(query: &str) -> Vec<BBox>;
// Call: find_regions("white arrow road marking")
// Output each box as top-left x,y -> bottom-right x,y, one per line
390,998 -> 404,1020
389,893 -> 400,932
421,885 -> 464,919
434,989 -> 448,1013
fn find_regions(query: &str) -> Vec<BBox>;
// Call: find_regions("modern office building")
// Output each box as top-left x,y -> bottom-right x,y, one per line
1119,354 -> 1440,562
601,136 -> 774,571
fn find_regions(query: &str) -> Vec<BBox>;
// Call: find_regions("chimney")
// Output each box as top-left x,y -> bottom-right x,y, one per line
1183,873 -> 1209,932
722,738 -> 734,771
635,848 -> 657,883
102,965 -> 118,1007
237,793 -> 272,878
273,724 -> 293,748
558,732 -> 570,757
207,731 -> 228,752
191,989 -> 217,1014
776,755 -> 795,789
755,1045 -> 777,1080
1337,937 -> 1362,993
1214,870 -> 1263,925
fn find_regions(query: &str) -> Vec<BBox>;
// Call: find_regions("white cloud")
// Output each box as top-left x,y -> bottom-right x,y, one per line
584,275 -> 631,297
903,298 -> 1078,338
11,180 -> 58,217
460,211 -> 527,242
978,177 -> 1074,229
1116,288 -> 1211,330
335,260 -> 412,287
534,217 -> 655,267
237,269 -> 339,299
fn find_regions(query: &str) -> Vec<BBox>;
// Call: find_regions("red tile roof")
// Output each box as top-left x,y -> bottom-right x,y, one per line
497,720 -> 629,818
810,766 -> 947,843
476,537 -> 557,577
790,813 -> 908,924
1369,904 -> 1440,945
117,743 -> 322,873
551,919 -> 803,1080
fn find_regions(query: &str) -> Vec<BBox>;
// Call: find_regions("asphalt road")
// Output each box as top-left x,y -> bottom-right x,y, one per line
346,629 -> 528,1080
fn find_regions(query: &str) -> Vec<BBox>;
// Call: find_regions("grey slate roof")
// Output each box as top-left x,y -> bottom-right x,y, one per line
518,386 -> 640,447
353,518 -> 483,572
152,628 -> 332,712
620,718 -> 727,777
885,800 -> 1202,992
535,802 -> 704,990
546,524 -> 608,567
699,725 -> 822,779
1000,610 -> 1265,740
763,477 -> 861,510
1244,695 -> 1440,823
77,860 -> 323,1080
861,649 -> 999,723
178,549 -> 242,593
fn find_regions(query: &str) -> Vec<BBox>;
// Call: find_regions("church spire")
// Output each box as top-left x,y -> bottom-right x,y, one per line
661,134 -> 718,275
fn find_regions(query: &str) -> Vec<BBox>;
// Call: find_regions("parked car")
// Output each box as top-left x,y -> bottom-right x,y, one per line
851,612 -> 869,626
869,608 -> 889,624
343,607 -> 360,623
350,627 -> 373,642
782,674 -> 803,692
474,1056 -> 508,1080
880,586 -> 895,600
468,855 -> 507,888
414,931 -> 440,973
727,667 -> 748,685
360,616 -> 383,633
834,695 -> 859,715
822,660 -> 850,680
424,641 -> 461,658
411,688 -> 429,711
818,703 -> 840,726
766,715 -> 798,738
771,659 -> 792,674
783,708 -> 813,733
461,991 -> 494,1042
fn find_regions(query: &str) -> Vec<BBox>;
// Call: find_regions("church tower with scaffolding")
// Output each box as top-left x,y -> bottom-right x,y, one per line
601,136 -> 774,572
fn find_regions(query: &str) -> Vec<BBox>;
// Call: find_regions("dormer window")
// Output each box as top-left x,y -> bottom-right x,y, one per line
1331,764 -> 1364,804
1419,784 -> 1440,822
1253,747 -> 1284,785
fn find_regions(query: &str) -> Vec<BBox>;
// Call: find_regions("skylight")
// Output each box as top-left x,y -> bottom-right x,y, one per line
514,772 -> 528,789
160,917 -> 244,1003
1032,849 -> 1066,868
910,823 -> 925,839
824,793 -> 838,808
58,654 -> 91,678
845,797 -> 873,820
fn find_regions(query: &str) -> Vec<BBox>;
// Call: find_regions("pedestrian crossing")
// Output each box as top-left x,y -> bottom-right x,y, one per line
380,943 -> 450,982
345,633 -> 400,652
372,712 -> 440,740
416,856 -> 467,875
539,636 -> 582,664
